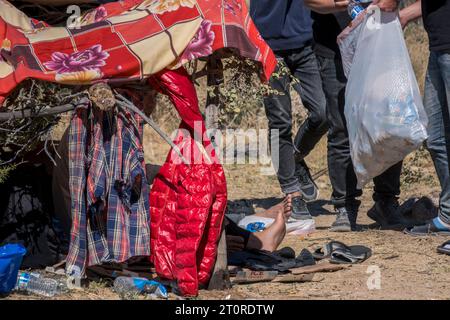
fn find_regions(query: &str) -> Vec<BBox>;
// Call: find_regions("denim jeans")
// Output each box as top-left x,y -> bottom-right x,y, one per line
316,55 -> 402,208
424,51 -> 450,224
264,45 -> 328,194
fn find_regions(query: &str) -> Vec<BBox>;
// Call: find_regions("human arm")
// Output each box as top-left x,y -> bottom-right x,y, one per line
372,0 -> 400,12
399,0 -> 422,29
304,0 -> 350,14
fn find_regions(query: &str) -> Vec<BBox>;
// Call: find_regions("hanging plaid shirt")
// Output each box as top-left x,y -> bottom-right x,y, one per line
66,98 -> 150,277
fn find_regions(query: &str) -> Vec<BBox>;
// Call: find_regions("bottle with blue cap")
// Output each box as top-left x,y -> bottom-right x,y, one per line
348,0 -> 364,19
348,0 -> 372,19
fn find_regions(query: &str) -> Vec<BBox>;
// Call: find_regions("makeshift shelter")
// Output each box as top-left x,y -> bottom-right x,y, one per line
0,0 -> 276,296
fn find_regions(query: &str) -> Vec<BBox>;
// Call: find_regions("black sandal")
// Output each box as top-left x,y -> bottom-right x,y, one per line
404,221 -> 450,236
437,241 -> 450,255
312,241 -> 350,260
329,246 -> 372,264
312,241 -> 371,264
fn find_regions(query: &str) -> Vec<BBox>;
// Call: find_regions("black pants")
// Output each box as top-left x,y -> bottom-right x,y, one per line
265,45 -> 328,194
316,54 -> 402,208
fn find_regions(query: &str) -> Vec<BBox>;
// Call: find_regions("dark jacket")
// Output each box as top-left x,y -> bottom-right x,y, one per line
250,0 -> 313,51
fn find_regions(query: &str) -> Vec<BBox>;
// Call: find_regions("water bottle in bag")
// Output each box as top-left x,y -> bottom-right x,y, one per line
113,276 -> 168,299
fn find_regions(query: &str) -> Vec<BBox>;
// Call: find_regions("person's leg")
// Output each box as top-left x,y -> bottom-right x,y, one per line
264,55 -> 311,220
254,195 -> 292,220
265,58 -> 299,195
372,162 -> 402,201
225,212 -> 287,253
426,52 -> 450,228
290,45 -> 328,159
368,161 -> 403,226
436,52 -> 450,226
287,45 -> 328,201
316,55 -> 362,231
246,210 -> 286,252
406,51 -> 450,235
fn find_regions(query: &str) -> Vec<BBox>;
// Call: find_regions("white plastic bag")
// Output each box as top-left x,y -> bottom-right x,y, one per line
237,215 -> 315,235
337,8 -> 428,188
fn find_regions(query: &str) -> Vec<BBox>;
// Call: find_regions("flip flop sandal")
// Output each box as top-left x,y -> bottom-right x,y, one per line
404,222 -> 450,236
329,245 -> 372,264
275,247 -> 296,259
312,241 -> 351,260
294,249 -> 316,267
437,241 -> 450,255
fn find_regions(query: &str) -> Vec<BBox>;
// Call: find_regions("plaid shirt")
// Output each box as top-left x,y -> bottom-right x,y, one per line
66,99 -> 150,277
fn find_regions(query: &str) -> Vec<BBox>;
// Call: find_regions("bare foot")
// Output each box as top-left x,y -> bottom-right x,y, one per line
254,196 -> 292,220
247,210 -> 286,252
254,202 -> 282,219
283,194 -> 292,220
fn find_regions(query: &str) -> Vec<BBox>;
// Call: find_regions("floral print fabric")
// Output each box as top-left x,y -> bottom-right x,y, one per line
0,0 -> 276,105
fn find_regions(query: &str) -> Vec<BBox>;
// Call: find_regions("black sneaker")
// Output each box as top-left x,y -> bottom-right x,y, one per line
330,205 -> 359,232
295,159 -> 319,202
368,197 -> 403,227
290,196 -> 313,220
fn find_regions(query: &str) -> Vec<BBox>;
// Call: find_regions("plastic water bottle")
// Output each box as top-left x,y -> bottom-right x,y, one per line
15,272 -> 62,297
113,276 -> 168,299
348,0 -> 365,19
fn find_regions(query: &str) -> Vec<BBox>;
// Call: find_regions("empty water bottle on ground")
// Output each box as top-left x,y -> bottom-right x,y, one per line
113,276 -> 168,299
15,272 -> 63,297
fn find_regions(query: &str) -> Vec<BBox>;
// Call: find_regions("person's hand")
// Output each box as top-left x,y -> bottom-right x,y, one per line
373,0 -> 399,12
399,11 -> 409,29
398,1 -> 422,29
334,0 -> 350,11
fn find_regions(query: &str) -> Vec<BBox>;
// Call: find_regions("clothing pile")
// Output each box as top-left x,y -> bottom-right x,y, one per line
229,247 -> 316,273
228,241 -> 371,273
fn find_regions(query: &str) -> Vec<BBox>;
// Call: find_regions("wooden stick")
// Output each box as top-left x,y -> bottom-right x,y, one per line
114,93 -> 189,165
205,55 -> 231,291
0,103 -> 75,121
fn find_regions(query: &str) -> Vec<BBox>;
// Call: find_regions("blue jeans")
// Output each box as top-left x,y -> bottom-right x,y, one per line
424,51 -> 450,224
264,45 -> 328,194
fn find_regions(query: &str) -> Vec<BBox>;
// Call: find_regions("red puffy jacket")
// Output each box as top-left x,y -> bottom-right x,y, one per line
149,67 -> 227,296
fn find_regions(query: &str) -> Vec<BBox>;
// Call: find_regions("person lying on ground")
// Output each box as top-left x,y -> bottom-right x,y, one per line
225,196 -> 292,254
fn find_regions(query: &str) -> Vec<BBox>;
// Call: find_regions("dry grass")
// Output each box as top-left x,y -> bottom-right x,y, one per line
405,22 -> 429,93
